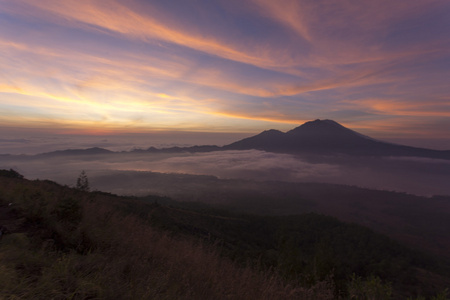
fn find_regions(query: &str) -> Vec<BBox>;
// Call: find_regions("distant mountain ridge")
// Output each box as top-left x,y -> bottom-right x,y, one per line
38,147 -> 113,157
32,120 -> 450,160
224,119 -> 450,159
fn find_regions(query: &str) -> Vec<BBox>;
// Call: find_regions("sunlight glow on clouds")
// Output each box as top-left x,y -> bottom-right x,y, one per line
0,0 -> 449,140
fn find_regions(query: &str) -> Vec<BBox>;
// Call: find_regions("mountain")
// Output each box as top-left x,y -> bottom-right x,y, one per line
38,147 -> 113,157
136,145 -> 221,153
20,119 -> 449,160
225,119 -> 450,159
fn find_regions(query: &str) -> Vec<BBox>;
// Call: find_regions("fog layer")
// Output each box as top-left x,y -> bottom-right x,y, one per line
1,150 -> 449,197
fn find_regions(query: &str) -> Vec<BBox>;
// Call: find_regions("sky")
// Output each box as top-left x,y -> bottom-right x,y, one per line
1,0 -> 449,149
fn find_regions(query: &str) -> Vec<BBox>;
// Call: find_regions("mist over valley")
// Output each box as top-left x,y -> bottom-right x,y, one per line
2,120 -> 449,197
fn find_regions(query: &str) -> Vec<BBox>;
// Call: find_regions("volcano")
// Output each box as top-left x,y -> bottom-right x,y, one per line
224,119 -> 450,159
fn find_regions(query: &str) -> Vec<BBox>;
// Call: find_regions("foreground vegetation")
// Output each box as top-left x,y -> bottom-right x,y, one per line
92,170 -> 450,260
0,170 -> 449,299
136,198 -> 450,299
0,172 -> 332,299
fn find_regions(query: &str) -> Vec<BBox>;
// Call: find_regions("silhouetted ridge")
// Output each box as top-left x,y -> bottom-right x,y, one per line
225,119 -> 450,159
137,145 -> 221,153
38,147 -> 113,156
31,120 -> 450,159
224,129 -> 285,152
287,119 -> 362,137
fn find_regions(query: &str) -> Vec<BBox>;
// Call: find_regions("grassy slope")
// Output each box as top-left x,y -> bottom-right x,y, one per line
102,171 -> 450,260
0,173 -> 449,299
0,176 -> 327,300
132,198 -> 450,299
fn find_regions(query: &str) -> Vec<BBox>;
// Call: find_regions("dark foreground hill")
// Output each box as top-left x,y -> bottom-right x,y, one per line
92,170 -> 450,260
0,171 -> 449,299
0,173 -> 321,300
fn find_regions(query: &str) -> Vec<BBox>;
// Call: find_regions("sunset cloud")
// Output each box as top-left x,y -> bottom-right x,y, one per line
4,0 -> 296,70
0,0 -> 449,143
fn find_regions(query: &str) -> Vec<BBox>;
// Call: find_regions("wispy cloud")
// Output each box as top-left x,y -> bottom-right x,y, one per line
4,0 -> 297,70
0,0 -> 449,139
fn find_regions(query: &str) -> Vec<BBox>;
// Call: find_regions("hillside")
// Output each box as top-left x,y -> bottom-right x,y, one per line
0,172 -> 318,300
138,201 -> 450,299
92,170 -> 450,260
1,170 -> 449,299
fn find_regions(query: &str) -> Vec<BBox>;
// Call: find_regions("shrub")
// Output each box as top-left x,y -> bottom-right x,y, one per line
0,168 -> 24,179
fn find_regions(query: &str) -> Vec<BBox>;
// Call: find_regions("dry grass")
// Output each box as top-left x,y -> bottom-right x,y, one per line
0,177 -> 334,299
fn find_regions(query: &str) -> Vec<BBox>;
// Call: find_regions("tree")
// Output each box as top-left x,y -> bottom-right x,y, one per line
76,170 -> 90,192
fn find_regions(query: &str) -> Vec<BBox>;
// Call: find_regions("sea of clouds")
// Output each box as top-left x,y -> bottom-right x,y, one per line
1,147 -> 449,197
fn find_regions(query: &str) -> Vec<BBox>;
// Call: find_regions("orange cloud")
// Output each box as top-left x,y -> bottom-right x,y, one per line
9,0 -> 301,72
209,110 -> 307,125
4,0 -> 444,100
252,0 -> 311,41
252,0 -> 437,65
1,0 -> 448,138
342,98 -> 450,118
0,36 -> 281,100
